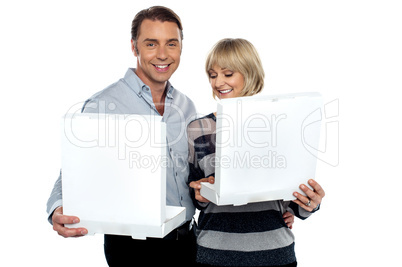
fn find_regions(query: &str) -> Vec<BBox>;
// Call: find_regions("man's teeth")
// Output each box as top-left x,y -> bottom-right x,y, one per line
155,65 -> 168,68
220,89 -> 232,94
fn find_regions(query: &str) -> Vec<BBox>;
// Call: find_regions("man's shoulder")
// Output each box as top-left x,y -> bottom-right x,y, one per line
85,69 -> 139,102
81,76 -> 137,113
88,78 -> 130,101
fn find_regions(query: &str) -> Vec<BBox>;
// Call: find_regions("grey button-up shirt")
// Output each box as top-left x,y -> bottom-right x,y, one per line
47,68 -> 197,222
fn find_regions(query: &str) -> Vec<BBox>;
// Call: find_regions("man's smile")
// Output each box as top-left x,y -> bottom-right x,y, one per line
152,63 -> 171,72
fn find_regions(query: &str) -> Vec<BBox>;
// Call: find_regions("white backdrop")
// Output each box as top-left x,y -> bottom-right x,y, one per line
1,0 -> 401,266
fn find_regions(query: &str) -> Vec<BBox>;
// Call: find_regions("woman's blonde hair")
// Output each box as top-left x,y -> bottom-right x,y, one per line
205,38 -> 265,97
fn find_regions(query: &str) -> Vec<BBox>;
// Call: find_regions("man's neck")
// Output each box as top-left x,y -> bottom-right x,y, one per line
134,69 -> 167,116
152,87 -> 167,116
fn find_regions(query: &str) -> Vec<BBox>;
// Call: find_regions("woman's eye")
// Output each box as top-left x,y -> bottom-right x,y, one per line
225,73 -> 233,77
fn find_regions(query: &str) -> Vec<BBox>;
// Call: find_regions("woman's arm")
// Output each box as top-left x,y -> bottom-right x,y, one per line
288,179 -> 325,219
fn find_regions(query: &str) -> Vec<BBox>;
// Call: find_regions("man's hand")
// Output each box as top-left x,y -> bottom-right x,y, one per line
52,206 -> 88,238
189,176 -> 214,203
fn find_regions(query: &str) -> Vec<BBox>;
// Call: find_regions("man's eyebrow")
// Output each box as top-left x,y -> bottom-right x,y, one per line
167,38 -> 180,42
143,38 -> 158,43
142,38 -> 180,43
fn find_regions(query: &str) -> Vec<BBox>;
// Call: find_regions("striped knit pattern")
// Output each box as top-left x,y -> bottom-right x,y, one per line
187,113 -> 313,266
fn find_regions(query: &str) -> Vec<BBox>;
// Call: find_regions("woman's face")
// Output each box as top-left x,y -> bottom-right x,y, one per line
208,64 -> 245,99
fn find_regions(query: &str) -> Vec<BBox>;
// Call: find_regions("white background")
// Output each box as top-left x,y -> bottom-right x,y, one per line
1,0 -> 401,266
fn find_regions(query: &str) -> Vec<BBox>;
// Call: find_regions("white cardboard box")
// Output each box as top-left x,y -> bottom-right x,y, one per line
201,92 -> 322,206
61,113 -> 185,239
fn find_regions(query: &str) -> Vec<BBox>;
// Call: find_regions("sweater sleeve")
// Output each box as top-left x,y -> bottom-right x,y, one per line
187,120 -> 211,210
286,201 -> 320,220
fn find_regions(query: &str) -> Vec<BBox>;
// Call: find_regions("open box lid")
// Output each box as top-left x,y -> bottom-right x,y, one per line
61,113 -> 186,239
201,92 -> 323,206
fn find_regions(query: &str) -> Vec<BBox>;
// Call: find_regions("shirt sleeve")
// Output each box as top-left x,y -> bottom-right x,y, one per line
46,170 -> 63,224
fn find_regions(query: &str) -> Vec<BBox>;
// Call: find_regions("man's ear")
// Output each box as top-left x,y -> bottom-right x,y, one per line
131,39 -> 138,57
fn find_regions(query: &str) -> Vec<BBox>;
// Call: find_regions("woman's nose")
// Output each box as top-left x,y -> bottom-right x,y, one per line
215,75 -> 225,88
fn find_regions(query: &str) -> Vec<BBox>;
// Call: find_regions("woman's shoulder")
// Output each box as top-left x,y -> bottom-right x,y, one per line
188,113 -> 215,128
187,113 -> 216,140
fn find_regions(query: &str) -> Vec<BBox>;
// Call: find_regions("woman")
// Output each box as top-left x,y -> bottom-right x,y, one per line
187,38 -> 325,267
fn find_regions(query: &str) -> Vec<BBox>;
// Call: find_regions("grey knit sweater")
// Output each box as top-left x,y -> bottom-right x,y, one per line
187,113 -> 317,266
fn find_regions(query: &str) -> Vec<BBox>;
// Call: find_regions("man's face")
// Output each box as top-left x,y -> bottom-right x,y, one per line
132,19 -> 182,89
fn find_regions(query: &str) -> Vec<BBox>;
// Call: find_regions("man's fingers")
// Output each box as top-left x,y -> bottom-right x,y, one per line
52,206 -> 87,238
53,212 -> 80,225
53,223 -> 88,238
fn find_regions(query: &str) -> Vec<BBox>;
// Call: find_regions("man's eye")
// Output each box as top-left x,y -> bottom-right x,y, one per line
147,43 -> 155,47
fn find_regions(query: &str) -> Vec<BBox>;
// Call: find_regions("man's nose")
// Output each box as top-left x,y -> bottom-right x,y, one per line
157,46 -> 168,60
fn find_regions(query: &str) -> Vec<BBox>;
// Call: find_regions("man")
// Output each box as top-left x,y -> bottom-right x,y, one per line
47,6 -> 197,265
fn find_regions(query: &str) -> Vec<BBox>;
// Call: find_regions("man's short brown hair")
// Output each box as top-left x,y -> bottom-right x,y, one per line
131,6 -> 183,53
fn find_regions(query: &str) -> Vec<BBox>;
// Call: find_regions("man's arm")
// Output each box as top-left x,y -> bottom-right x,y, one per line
46,171 -> 87,237
46,171 -> 63,223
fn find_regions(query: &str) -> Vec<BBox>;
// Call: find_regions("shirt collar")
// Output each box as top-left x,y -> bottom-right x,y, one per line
124,68 -> 175,99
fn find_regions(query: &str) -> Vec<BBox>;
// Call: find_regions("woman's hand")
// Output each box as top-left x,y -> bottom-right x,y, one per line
189,176 -> 215,203
283,212 -> 295,229
293,179 -> 325,212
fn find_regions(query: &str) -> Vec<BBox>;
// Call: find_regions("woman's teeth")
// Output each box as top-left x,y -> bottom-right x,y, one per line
220,89 -> 233,94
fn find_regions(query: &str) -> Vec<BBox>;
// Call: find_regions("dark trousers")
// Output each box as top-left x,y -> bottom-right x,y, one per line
104,221 -> 197,266
196,262 -> 297,267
